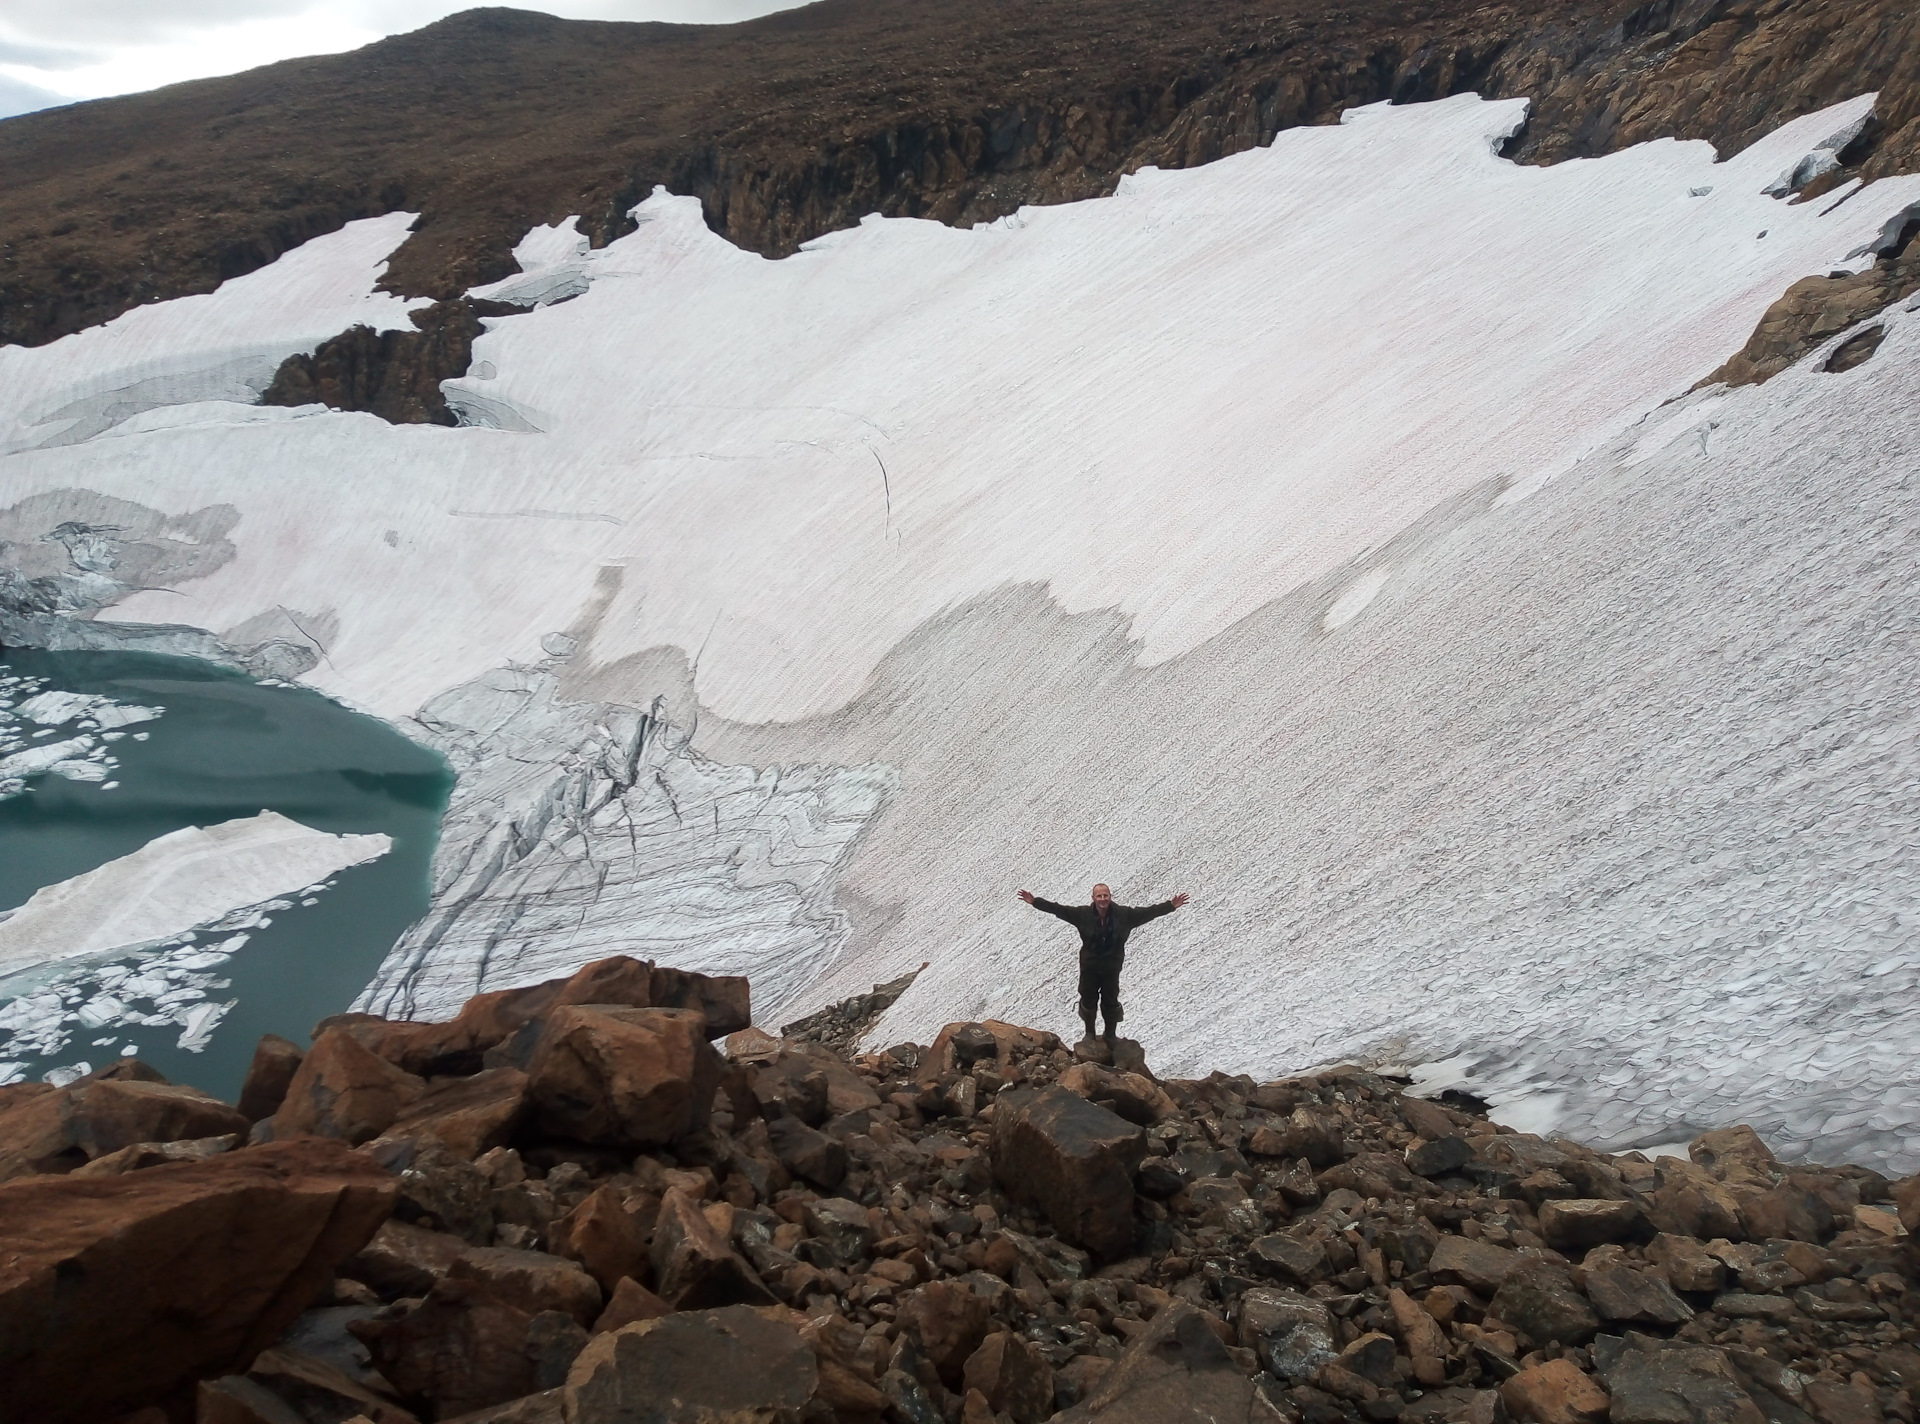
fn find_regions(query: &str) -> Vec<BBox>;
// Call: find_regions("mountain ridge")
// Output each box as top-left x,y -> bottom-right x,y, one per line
3,0 -> 1917,350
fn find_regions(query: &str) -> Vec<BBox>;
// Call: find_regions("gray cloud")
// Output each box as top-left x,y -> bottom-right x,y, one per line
2,0 -> 316,49
0,38 -> 105,71
0,72 -> 73,120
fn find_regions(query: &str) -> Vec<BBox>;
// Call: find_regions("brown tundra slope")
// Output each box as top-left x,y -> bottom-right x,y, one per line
1,0 -> 1918,351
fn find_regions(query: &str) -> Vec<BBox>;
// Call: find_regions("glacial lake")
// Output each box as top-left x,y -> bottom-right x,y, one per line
0,647 -> 451,1101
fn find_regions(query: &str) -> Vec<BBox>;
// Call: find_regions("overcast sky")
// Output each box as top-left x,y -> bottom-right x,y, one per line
0,1 -> 800,118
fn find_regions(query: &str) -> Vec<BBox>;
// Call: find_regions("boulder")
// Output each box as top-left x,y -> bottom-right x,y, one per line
437,1389 -> 565,1423
0,1077 -> 250,1179
1538,1198 -> 1650,1251
1502,1358 -> 1611,1424
1596,1337 -> 1768,1424
68,1132 -> 239,1177
384,1067 -> 529,1159
644,964 -> 752,1038
1399,1097 -> 1460,1142
961,1330 -> 1054,1424
897,1279 -> 994,1386
275,1027 -> 425,1145
990,1085 -> 1144,1259
0,1138 -> 396,1424
1688,1127 -> 1776,1181
1319,1150 -> 1415,1198
650,1186 -> 774,1309
549,1184 -> 648,1292
1052,1302 -> 1287,1423
237,1035 -> 305,1123
801,1195 -> 876,1267
351,1277 -> 544,1417
1281,1106 -> 1347,1167
1739,1179 -> 1836,1244
1489,1261 -> 1600,1346
1236,1286 -> 1336,1381
197,1344 -> 417,1424
376,1136 -> 496,1244
1583,1260 -> 1694,1325
1429,1235 -> 1524,1293
1407,1135 -> 1475,1178
342,1219 -> 470,1298
1056,1063 -> 1178,1125
1895,1174 -> 1920,1234
448,1246 -> 604,1327
1388,1286 -> 1450,1387
524,1007 -> 720,1147
565,1306 -> 818,1423
1647,1233 -> 1729,1293
592,1276 -> 672,1333
766,1113 -> 849,1190
1644,1173 -> 1746,1242
1248,1232 -> 1328,1285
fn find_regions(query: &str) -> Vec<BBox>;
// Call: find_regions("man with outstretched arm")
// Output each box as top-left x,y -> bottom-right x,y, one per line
1017,883 -> 1190,1046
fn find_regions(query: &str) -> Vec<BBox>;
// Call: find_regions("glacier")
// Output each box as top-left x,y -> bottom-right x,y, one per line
2,93 -> 1919,1167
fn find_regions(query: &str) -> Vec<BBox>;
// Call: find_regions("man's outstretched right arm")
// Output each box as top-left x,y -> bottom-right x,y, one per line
1018,890 -> 1072,919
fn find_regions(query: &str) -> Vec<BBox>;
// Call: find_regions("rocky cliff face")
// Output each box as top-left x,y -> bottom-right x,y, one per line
2,958 -> 1915,1423
3,0 -> 1918,357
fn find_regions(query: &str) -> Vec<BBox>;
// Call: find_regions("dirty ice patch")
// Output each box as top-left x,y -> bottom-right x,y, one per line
0,665 -> 160,799
0,809 -> 390,979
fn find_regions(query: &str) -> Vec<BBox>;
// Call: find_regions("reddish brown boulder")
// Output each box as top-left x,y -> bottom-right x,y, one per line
552,957 -> 658,1010
990,1085 -> 1144,1260
649,1186 -> 774,1310
549,1184 -> 648,1292
1502,1358 -> 1611,1424
1538,1198 -> 1650,1252
898,1279 -> 993,1386
593,1276 -> 672,1333
274,1027 -> 425,1145
342,1218 -> 470,1297
236,1035 -> 305,1123
525,1006 -> 720,1148
351,1277 -> 544,1417
1051,1302 -> 1287,1423
565,1306 -> 817,1421
383,1067 -> 529,1159
644,963 -> 752,1037
448,1246 -> 604,1327
0,1138 -> 396,1424
1894,1174 -> 1920,1234
69,1133 -> 240,1177
962,1330 -> 1055,1423
198,1345 -> 418,1424
0,1077 -> 250,1180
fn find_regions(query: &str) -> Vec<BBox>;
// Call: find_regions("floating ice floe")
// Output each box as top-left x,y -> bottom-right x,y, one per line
0,670 -> 163,800
0,810 -> 389,979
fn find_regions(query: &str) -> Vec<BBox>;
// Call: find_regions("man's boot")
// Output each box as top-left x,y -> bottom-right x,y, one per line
1102,1020 -> 1118,1048
1080,1010 -> 1097,1042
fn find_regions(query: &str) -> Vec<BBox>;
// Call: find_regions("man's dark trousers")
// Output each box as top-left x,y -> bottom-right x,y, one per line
1079,948 -> 1124,1030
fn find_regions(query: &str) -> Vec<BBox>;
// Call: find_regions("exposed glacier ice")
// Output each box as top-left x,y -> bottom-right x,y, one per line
3,93 -> 1919,1165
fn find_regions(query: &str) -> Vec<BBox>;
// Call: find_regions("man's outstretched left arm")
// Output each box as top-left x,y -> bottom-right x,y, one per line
1130,892 -> 1191,923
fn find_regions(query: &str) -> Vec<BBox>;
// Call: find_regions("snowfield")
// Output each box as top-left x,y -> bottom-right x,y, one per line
3,94 -> 1919,1168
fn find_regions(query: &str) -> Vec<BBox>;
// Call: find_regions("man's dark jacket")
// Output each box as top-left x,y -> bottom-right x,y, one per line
1030,898 -> 1176,958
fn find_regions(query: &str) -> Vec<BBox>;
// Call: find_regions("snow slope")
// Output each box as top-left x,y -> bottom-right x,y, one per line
3,94 -> 1919,1165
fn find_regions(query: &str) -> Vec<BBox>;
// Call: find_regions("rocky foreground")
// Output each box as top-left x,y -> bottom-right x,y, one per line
1,958 -> 1915,1424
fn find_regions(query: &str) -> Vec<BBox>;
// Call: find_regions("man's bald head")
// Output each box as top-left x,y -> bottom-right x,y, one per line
1091,883 -> 1112,908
